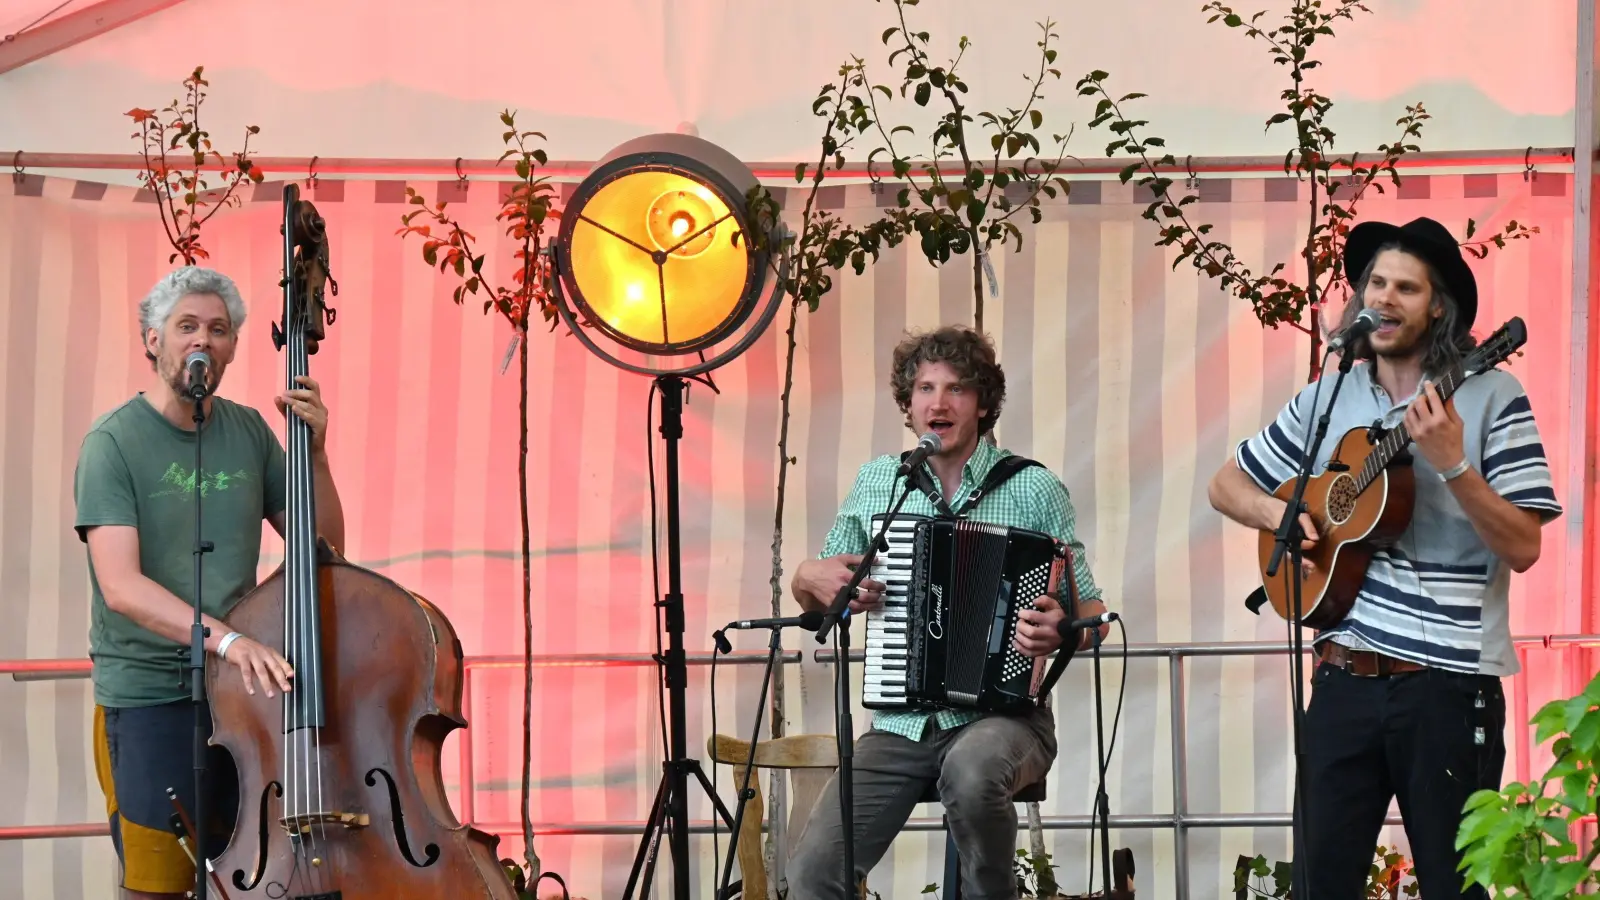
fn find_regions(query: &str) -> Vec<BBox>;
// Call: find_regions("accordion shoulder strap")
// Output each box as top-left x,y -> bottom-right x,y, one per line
897,449 -> 1043,518
1035,543 -> 1081,704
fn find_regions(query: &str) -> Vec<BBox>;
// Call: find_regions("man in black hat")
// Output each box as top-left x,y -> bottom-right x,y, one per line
1206,217 -> 1562,898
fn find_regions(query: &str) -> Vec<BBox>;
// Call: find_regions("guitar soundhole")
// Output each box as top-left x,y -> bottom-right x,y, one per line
1327,475 -> 1359,524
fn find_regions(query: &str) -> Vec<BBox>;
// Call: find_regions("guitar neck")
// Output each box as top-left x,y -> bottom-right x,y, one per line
1354,363 -> 1465,490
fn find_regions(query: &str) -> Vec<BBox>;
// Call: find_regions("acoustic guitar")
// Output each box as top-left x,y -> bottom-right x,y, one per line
1255,316 -> 1528,629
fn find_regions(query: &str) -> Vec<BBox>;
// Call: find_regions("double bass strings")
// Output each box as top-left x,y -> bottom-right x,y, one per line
280,303 -> 329,890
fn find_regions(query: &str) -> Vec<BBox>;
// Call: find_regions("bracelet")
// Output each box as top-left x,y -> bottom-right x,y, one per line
1439,458 -> 1472,482
216,631 -> 243,659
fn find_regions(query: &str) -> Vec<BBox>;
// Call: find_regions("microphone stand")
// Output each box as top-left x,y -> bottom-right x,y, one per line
712,620 -> 803,900
185,382 -> 215,900
814,478 -> 918,894
1263,343 -> 1346,900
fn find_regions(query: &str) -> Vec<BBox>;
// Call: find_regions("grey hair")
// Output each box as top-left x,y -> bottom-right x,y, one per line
138,267 -> 247,362
1336,241 -> 1476,377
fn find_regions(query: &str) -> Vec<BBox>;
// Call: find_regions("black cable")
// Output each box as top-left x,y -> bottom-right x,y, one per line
645,382 -> 669,761
1084,616 -> 1129,898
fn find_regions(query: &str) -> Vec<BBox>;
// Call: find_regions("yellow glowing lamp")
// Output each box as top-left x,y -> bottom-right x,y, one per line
552,132 -> 786,377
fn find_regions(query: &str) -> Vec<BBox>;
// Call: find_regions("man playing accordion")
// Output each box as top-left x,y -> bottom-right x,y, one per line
787,324 -> 1109,900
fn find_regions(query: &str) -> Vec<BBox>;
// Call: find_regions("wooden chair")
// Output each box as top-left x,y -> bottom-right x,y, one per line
706,733 -> 843,900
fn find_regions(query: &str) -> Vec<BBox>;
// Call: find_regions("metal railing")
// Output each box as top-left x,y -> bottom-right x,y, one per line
3,636 -> 1595,900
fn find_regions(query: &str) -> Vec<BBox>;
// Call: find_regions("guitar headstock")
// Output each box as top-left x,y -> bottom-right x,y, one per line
1464,316 -> 1527,376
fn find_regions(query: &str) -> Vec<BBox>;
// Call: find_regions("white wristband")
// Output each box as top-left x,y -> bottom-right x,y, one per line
1439,458 -> 1471,482
216,631 -> 243,659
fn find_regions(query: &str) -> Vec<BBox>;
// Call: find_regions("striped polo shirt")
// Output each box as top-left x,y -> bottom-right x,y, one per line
1235,361 -> 1561,677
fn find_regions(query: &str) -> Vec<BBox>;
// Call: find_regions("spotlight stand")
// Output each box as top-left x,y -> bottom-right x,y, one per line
615,375 -> 738,900
544,142 -> 790,898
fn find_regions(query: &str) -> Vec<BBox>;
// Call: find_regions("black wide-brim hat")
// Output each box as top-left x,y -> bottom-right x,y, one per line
1342,216 -> 1478,329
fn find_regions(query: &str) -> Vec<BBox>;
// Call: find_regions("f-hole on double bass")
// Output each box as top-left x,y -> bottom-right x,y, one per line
204,184 -> 515,899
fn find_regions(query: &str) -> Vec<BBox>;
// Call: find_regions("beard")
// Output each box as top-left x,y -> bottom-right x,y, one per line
156,345 -> 224,399
1370,318 -> 1432,361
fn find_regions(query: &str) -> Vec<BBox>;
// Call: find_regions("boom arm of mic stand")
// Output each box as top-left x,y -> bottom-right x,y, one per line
1265,347 -> 1348,580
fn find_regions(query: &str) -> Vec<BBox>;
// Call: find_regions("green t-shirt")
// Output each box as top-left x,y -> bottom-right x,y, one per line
73,394 -> 287,708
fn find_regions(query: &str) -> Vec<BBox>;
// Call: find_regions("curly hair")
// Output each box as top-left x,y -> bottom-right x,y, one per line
889,325 -> 1006,435
138,266 -> 248,365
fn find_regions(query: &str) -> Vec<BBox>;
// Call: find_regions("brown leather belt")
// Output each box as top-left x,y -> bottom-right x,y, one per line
1318,642 -> 1426,677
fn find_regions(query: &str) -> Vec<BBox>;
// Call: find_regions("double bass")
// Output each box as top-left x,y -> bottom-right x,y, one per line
205,184 -> 515,899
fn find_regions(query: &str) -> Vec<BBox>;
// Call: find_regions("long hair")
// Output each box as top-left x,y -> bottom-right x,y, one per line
1335,241 -> 1476,376
890,325 -> 1006,435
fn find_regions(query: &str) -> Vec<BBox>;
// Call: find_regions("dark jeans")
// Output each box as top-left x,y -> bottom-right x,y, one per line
788,707 -> 1057,900
1293,662 -> 1506,900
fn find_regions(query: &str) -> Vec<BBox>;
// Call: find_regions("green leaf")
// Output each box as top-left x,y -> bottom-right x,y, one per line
882,26 -> 899,44
1029,109 -> 1042,129
914,82 -> 931,106
795,162 -> 807,183
1563,695 -> 1593,735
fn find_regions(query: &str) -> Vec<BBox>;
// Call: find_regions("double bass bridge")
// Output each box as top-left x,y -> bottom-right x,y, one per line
279,810 -> 370,835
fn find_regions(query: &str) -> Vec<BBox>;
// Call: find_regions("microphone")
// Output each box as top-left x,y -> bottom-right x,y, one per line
896,431 -> 943,477
725,610 -> 825,632
1327,307 -> 1382,352
1056,610 -> 1119,643
183,350 -> 212,400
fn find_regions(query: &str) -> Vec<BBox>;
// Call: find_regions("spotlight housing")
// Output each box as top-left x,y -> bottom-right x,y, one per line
551,132 -> 785,377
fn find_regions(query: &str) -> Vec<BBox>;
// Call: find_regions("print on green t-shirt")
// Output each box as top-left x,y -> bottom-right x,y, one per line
73,394 -> 287,708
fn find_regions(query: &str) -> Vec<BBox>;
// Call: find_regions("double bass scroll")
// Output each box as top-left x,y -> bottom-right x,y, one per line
205,183 -> 516,899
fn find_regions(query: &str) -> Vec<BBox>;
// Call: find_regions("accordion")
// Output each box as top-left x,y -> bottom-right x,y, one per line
862,513 -> 1071,715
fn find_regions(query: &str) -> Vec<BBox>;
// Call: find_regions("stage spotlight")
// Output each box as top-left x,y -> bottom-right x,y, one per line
548,133 -> 788,900
551,132 -> 786,377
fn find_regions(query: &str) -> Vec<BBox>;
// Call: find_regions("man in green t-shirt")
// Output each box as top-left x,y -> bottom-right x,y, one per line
73,266 -> 346,899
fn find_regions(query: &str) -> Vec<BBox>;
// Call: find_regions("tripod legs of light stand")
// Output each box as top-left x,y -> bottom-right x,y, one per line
620,375 -> 734,900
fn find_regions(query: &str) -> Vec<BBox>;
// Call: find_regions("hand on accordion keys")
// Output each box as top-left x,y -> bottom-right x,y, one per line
1013,594 -> 1114,656
1014,594 -> 1069,657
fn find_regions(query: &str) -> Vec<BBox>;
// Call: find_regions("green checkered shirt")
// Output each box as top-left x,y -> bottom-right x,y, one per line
819,439 -> 1103,741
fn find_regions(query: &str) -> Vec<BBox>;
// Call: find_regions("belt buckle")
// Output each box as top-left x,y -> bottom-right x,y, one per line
1342,647 -> 1384,678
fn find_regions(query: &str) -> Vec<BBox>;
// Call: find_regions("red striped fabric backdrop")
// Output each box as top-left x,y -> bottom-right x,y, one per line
0,170 -> 1588,900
